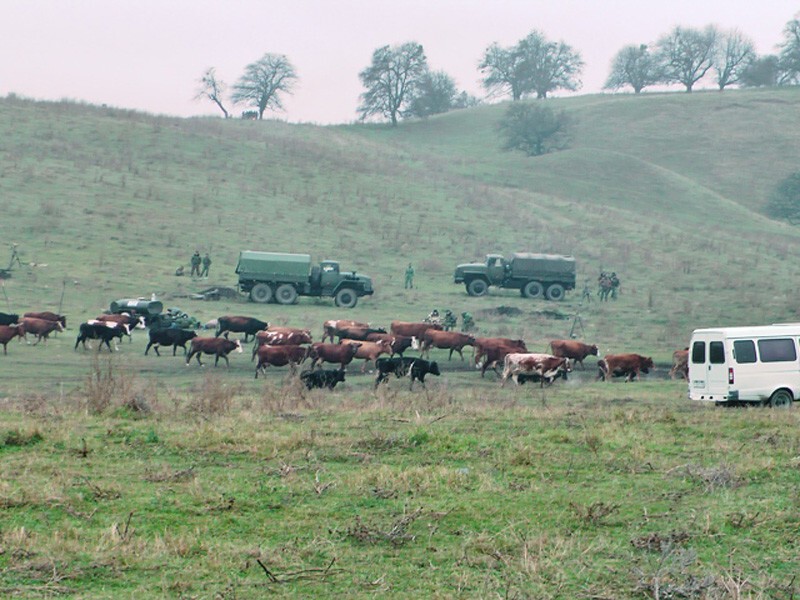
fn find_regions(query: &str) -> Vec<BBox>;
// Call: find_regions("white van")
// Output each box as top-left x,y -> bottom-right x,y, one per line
689,324 -> 800,406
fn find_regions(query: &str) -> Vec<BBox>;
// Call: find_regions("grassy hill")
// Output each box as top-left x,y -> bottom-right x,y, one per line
2,88 -> 800,385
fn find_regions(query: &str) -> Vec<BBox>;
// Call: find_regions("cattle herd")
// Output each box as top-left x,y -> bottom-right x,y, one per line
0,309 -> 691,391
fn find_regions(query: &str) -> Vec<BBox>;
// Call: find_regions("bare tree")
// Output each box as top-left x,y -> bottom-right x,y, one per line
714,29 -> 755,89
194,68 -> 229,118
358,42 -> 428,126
656,26 -> 717,92
231,53 -> 297,120
778,15 -> 800,84
479,42 -> 529,101
604,44 -> 662,94
480,31 -> 583,100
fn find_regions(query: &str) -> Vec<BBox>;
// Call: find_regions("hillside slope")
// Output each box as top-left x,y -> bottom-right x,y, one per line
1,90 -> 800,363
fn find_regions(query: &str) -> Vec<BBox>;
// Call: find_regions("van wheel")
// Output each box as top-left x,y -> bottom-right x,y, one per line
250,283 -> 273,303
522,281 -> 544,299
769,389 -> 793,408
275,284 -> 298,305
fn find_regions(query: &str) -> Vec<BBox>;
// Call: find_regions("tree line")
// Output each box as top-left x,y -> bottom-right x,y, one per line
197,14 -> 800,125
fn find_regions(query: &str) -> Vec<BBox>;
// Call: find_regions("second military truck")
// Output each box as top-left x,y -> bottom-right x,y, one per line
454,253 -> 576,300
236,251 -> 373,308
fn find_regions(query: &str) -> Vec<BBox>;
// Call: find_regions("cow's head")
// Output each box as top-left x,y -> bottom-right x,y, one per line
589,344 -> 598,356
429,361 -> 441,376
334,369 -> 346,383
642,356 -> 654,371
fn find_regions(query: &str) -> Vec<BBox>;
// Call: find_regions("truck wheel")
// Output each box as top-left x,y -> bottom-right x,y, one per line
546,283 -> 565,301
250,283 -> 273,303
334,288 -> 358,308
769,389 -> 793,408
467,279 -> 488,297
275,284 -> 298,305
522,281 -> 544,299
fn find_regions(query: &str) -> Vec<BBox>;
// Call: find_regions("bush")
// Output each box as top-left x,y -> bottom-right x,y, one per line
498,102 -> 570,156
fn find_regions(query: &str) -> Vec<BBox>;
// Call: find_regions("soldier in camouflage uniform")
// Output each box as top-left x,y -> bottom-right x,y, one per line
190,251 -> 201,277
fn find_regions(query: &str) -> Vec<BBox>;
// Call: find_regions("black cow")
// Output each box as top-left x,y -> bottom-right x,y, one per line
145,328 -> 198,356
300,369 -> 346,390
374,357 -> 441,390
215,315 -> 269,342
0,312 -> 19,326
75,322 -> 126,352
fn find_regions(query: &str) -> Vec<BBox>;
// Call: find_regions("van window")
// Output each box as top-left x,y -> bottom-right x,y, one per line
691,341 -> 705,364
733,340 -> 756,363
709,341 -> 725,364
758,338 -> 797,362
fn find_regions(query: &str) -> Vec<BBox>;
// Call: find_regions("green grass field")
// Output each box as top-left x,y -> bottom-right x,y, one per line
2,89 -> 800,597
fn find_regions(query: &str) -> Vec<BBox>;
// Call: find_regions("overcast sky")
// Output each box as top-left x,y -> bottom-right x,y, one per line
1,0 -> 797,124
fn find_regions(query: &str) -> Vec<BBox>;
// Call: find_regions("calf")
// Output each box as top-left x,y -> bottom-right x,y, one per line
420,330 -> 475,361
0,312 -> 19,326
145,328 -> 198,356
0,324 -> 25,354
548,339 -> 598,370
75,321 -> 126,352
597,353 -> 654,382
216,315 -> 269,342
186,337 -> 243,367
339,338 -> 393,372
501,353 -> 571,387
308,342 -> 362,370
374,357 -> 441,390
322,319 -> 370,343
21,317 -> 64,345
300,369 -> 346,390
669,349 -> 689,381
254,344 -> 309,378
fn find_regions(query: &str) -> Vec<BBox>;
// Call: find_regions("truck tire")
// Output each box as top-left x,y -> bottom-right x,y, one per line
275,283 -> 298,305
522,281 -> 544,299
467,279 -> 488,297
250,283 -> 273,303
545,283 -> 566,301
334,288 -> 358,308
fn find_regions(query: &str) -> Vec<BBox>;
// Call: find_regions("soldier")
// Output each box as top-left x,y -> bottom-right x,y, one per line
443,309 -> 457,331
404,263 -> 415,289
190,251 -> 201,277
580,279 -> 593,304
201,253 -> 212,278
175,265 -> 185,277
610,272 -> 620,300
461,312 -> 475,332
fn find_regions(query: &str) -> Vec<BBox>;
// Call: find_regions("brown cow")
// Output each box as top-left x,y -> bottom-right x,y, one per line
339,338 -> 393,372
597,353 -> 654,382
24,311 -> 67,330
96,313 -> 145,343
335,326 -> 387,342
548,339 -> 599,370
0,324 -> 25,354
186,337 -> 243,367
252,327 -> 313,359
322,319 -> 370,343
254,344 -> 309,378
20,317 -> 64,345
473,338 -> 528,377
390,321 -> 443,339
501,353 -> 571,387
669,349 -> 689,380
420,330 -> 475,361
365,333 -> 414,357
308,342 -> 362,370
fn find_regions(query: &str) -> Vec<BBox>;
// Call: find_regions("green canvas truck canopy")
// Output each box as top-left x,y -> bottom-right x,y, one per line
236,251 -> 311,280
510,253 -> 575,274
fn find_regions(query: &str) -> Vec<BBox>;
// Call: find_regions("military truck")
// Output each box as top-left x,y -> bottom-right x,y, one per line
453,253 -> 576,301
236,251 -> 373,308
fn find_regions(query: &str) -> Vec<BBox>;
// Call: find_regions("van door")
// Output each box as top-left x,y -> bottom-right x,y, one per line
690,335 -> 728,400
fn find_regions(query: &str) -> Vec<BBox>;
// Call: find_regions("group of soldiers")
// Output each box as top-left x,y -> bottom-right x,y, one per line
176,251 -> 212,278
424,308 -> 475,332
